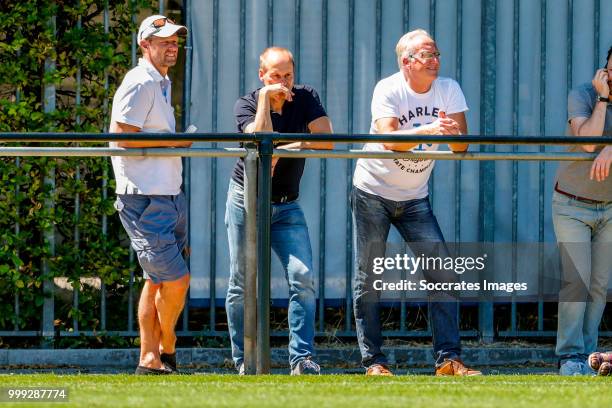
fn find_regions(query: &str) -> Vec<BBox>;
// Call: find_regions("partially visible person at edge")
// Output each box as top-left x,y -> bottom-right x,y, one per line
555,45 -> 612,376
351,29 -> 481,377
109,15 -> 191,375
225,47 -> 333,375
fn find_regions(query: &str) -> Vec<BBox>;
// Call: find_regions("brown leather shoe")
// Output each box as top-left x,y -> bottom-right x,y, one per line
366,364 -> 394,376
435,359 -> 482,376
588,351 -> 612,371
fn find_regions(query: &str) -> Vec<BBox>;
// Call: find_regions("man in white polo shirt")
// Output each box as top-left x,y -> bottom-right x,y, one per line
110,15 -> 190,375
351,29 -> 480,376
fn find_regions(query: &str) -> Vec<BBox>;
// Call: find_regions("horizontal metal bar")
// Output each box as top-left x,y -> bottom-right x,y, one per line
0,132 -> 611,145
0,147 -> 599,161
0,331 -> 41,336
498,331 -> 612,337
0,133 -> 257,143
5,329 -> 612,338
0,147 -> 247,158
274,150 -> 599,161
58,331 -> 140,337
497,330 -> 557,337
273,134 -> 612,145
268,330 -> 479,338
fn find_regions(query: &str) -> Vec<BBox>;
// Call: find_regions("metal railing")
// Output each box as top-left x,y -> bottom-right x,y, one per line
1,132 -> 611,374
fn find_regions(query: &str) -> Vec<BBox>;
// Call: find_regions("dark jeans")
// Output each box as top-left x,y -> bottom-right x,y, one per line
351,187 -> 461,367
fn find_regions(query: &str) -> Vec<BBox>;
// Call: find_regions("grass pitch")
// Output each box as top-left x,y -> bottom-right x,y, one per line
0,374 -> 609,407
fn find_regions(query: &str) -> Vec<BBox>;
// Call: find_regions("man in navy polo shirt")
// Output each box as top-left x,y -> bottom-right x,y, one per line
225,47 -> 333,375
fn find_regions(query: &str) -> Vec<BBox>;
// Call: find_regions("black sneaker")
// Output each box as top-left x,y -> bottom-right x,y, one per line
135,365 -> 172,375
160,352 -> 178,373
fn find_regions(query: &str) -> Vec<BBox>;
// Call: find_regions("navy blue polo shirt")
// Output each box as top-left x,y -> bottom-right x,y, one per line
231,85 -> 327,199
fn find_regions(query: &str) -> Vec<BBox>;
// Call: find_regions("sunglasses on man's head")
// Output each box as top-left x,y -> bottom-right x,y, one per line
141,17 -> 178,40
150,17 -> 175,28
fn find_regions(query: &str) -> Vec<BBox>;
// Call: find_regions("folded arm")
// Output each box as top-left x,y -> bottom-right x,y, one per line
110,122 -> 192,148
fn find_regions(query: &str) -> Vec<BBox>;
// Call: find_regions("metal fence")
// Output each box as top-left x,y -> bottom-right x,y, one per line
2,0 -> 612,358
1,133 -> 611,372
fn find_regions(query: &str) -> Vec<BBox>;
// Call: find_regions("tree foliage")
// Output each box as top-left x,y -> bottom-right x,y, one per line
0,0 -> 155,342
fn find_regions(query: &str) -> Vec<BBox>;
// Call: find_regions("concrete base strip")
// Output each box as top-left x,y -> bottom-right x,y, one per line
0,347 -> 557,369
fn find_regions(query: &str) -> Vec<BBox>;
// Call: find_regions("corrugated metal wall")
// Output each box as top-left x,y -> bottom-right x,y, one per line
186,0 -> 612,303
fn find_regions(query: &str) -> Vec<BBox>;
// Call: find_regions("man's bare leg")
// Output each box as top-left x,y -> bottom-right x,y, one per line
156,273 -> 190,355
138,279 -> 163,368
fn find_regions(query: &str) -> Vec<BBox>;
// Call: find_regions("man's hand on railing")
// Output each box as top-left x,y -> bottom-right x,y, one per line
590,145 -> 612,182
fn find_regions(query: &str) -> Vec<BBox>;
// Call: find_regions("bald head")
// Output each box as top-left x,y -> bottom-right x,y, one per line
259,47 -> 295,72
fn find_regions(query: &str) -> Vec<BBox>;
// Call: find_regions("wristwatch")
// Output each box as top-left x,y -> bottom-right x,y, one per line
596,95 -> 610,103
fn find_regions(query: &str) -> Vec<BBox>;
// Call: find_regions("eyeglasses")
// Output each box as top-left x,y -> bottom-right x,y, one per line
408,51 -> 441,61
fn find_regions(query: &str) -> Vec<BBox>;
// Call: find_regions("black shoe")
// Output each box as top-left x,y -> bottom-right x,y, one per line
134,365 -> 172,375
160,352 -> 178,373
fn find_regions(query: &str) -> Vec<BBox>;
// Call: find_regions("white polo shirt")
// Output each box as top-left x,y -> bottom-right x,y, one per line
353,72 -> 468,201
110,58 -> 182,195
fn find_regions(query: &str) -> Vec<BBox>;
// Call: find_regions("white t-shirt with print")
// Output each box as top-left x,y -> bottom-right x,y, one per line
353,72 -> 468,201
110,58 -> 182,196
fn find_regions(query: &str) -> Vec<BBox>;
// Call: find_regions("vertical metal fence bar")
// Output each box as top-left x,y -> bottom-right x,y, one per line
256,137 -> 273,374
159,0 -> 164,15
128,256 -> 135,332
427,0 -> 437,332
127,1 -> 137,334
240,0 -> 246,96
318,0 -> 328,334
537,0 -> 547,333
100,0 -> 110,332
454,0 -> 463,329
429,0 -> 436,38
510,0 -> 519,335
478,0 -> 496,342
14,152 -> 20,331
427,0 -> 436,202
294,0 -> 301,81
567,0 -> 573,90
208,0 -> 219,336
182,0 -> 193,333
375,0 -> 381,80
400,244 -> 407,332
267,0 -> 273,46
14,63 -> 21,331
42,10 -> 57,347
594,0 -> 600,73
131,3 -> 137,67
403,0 -> 409,32
244,148 -> 258,375
344,0 -> 355,333
73,6 -> 83,335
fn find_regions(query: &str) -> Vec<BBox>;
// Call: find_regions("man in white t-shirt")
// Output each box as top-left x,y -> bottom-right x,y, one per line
110,15 -> 191,375
351,29 -> 480,376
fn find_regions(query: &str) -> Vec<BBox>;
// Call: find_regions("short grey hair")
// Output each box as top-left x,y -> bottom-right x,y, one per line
259,47 -> 295,71
395,29 -> 433,69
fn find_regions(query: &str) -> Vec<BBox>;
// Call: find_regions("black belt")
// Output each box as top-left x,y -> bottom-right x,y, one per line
271,193 -> 298,204
554,183 -> 609,205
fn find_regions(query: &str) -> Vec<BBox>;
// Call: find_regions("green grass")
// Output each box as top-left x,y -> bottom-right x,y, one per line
0,374 -> 609,408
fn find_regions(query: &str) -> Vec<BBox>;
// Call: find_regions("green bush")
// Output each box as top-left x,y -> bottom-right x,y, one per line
0,0 -> 155,342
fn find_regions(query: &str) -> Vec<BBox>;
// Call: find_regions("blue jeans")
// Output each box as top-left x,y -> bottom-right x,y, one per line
351,187 -> 462,367
225,179 -> 316,369
552,191 -> 612,362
